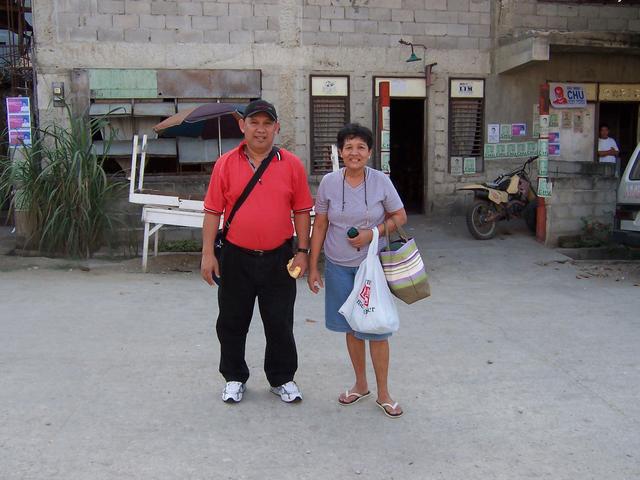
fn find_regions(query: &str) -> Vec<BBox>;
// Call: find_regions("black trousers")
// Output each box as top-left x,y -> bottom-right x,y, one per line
216,240 -> 297,387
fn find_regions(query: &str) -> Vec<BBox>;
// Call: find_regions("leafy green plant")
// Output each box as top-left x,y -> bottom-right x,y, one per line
159,239 -> 202,252
0,105 -> 124,258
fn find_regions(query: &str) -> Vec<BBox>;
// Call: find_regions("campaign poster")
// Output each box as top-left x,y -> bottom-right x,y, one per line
381,130 -> 390,150
549,83 -> 587,109
538,178 -> 553,197
516,142 -> 527,157
538,139 -> 549,158
507,143 -> 517,158
548,132 -> 560,143
573,112 -> 584,133
500,124 -> 511,141
450,156 -> 463,175
9,130 -> 32,146
381,152 -> 391,173
6,97 -> 32,146
6,96 -> 30,114
463,157 -> 476,175
512,123 -> 527,137
496,143 -> 507,158
8,114 -> 31,130
561,111 -> 572,129
484,144 -> 496,159
548,143 -> 561,156
488,124 -> 500,144
549,113 -> 559,128
381,106 -> 390,130
539,115 -> 549,137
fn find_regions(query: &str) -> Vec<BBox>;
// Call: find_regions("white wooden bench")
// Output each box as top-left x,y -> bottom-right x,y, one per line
127,135 -> 207,271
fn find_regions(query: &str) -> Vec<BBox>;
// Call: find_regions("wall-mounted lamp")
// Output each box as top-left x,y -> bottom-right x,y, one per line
398,39 -> 438,86
398,38 -> 426,63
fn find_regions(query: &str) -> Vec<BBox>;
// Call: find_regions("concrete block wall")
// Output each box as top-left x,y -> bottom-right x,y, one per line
300,0 -> 492,50
545,172 -> 618,246
49,0 -> 492,50
498,0 -> 640,39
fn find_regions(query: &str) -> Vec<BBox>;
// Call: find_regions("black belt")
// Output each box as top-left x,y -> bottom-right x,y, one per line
226,239 -> 291,257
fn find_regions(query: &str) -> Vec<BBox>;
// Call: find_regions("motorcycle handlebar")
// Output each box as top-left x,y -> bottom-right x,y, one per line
503,156 -> 538,178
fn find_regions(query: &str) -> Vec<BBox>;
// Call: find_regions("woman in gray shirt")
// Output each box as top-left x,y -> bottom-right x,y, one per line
308,124 -> 407,418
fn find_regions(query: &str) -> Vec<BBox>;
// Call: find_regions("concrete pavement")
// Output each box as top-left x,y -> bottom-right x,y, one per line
1,217 -> 639,480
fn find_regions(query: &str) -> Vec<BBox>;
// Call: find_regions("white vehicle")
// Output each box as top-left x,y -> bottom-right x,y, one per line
614,143 -> 640,246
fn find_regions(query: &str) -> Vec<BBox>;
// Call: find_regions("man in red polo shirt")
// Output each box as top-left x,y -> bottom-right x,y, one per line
201,100 -> 313,404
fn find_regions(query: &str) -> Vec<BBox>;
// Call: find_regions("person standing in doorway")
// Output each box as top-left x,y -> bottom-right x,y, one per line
598,124 -> 620,175
201,99 -> 314,404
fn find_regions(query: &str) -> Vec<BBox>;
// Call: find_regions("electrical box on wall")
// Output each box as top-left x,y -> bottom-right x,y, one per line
52,82 -> 65,107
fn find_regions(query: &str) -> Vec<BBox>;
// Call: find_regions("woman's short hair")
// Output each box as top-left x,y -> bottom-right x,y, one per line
337,123 -> 374,150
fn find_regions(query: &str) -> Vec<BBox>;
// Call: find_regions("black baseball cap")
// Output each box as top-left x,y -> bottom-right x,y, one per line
243,99 -> 278,121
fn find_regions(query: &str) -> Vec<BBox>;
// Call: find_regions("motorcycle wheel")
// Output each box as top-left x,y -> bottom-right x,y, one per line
466,199 -> 497,240
522,199 -> 538,234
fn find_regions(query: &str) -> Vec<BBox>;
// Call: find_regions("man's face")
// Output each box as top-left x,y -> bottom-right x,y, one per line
239,113 -> 279,152
600,126 -> 609,139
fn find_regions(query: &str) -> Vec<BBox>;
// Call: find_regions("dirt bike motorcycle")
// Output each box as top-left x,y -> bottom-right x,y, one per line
458,156 -> 539,240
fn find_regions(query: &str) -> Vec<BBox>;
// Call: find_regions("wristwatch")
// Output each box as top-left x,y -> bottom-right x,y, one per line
297,247 -> 310,255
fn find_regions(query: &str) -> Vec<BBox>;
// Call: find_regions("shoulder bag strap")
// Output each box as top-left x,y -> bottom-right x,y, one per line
221,146 -> 279,239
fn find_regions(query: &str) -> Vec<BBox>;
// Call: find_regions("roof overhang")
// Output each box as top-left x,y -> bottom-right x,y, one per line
495,31 -> 640,74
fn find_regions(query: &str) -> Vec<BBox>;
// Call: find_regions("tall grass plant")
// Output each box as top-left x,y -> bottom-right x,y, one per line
0,106 -> 123,258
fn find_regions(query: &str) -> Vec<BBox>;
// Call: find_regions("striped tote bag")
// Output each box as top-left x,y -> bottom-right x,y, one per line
379,223 -> 430,305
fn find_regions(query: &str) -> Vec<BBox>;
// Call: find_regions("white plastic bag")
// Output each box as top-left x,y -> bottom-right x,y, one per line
339,228 -> 400,335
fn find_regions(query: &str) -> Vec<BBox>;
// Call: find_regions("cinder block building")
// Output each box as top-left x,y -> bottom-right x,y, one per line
28,0 -> 640,244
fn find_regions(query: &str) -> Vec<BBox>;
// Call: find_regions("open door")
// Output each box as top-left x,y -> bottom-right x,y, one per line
374,78 -> 427,213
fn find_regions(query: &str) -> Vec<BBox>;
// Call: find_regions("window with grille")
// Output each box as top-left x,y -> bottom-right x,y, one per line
310,76 -> 350,175
448,79 -> 485,175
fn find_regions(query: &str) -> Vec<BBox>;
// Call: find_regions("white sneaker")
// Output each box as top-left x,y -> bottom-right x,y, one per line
222,381 -> 246,403
270,381 -> 302,403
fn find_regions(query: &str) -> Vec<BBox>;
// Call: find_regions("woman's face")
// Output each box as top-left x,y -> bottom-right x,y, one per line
340,136 -> 371,172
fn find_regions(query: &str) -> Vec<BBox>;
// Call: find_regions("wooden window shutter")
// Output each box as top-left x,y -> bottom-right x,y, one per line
449,79 -> 485,174
449,98 -> 484,158
310,76 -> 350,175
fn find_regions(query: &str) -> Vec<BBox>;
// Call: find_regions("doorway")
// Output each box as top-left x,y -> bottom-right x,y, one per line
389,99 -> 424,213
599,102 -> 639,173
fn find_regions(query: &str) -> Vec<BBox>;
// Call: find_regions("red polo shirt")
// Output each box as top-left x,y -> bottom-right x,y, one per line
204,141 -> 313,251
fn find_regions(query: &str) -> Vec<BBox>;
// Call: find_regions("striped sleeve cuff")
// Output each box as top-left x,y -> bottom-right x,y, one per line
204,207 -> 223,215
293,207 -> 313,214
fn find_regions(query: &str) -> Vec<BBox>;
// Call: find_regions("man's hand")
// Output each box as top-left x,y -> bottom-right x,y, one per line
348,228 -> 373,249
289,252 -> 309,278
201,251 -> 220,286
307,268 -> 324,294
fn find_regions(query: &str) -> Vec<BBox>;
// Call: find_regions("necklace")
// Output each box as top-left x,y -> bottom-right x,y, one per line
341,167 -> 370,227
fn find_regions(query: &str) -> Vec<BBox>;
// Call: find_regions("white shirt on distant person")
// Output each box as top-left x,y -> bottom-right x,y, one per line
598,137 -> 619,164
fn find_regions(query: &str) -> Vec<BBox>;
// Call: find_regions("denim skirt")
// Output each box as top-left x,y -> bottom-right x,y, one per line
324,258 -> 392,341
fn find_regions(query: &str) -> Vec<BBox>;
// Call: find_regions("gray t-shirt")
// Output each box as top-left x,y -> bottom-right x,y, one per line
315,167 -> 404,267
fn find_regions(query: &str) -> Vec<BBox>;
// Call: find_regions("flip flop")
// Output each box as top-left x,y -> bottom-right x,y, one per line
338,390 -> 371,406
376,401 -> 404,418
